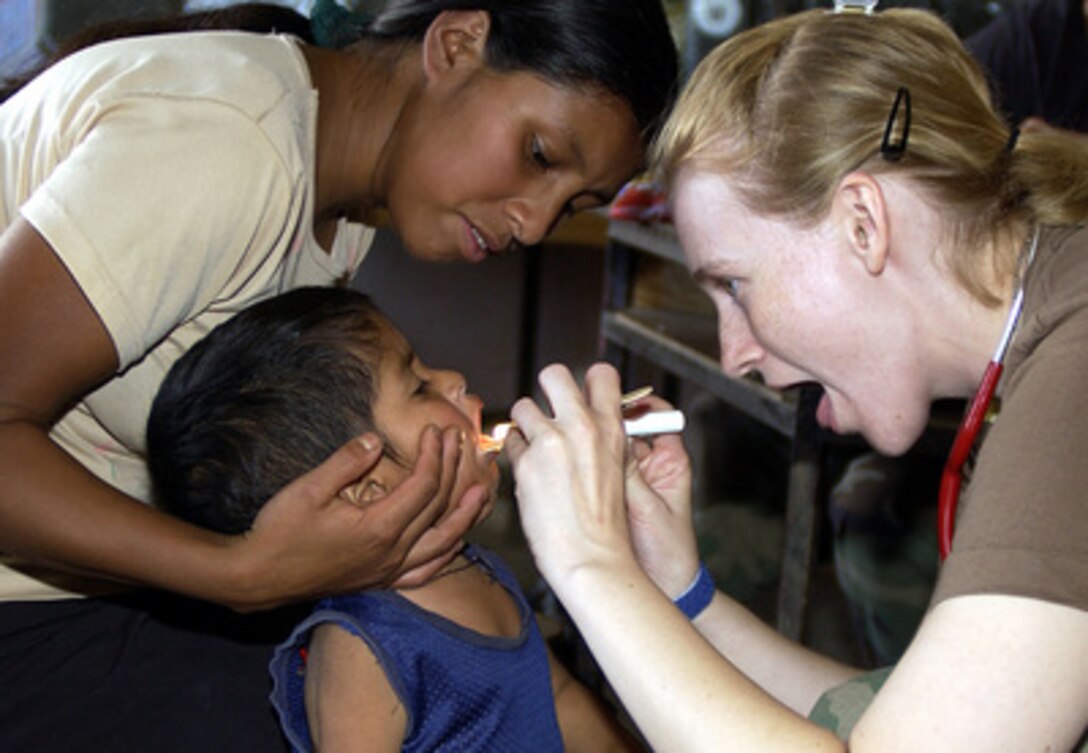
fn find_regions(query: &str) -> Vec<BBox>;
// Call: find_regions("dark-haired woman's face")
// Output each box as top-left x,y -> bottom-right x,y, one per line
381,67 -> 642,263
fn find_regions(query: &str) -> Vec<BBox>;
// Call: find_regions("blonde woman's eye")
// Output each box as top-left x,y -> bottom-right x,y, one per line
709,276 -> 740,298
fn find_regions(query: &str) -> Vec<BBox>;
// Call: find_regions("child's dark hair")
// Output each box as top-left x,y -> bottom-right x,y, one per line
146,287 -> 385,535
363,0 -> 680,145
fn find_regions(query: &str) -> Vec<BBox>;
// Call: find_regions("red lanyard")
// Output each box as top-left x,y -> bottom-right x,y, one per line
937,229 -> 1038,561
937,359 -> 1004,561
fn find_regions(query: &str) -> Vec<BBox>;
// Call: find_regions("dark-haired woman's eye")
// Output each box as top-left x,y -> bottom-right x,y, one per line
530,136 -> 552,170
415,379 -> 431,396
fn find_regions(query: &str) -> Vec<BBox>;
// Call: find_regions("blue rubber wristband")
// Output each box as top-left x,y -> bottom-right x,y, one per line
672,563 -> 715,620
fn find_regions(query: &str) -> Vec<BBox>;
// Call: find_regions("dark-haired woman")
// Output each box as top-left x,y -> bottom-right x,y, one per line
0,2 -> 678,749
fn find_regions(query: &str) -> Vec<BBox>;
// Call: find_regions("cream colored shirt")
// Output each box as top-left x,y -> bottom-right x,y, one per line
0,31 -> 374,600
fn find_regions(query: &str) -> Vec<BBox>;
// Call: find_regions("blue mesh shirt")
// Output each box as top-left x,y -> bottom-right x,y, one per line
269,544 -> 564,752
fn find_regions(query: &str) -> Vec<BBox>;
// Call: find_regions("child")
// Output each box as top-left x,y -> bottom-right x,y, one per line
146,286 -> 640,753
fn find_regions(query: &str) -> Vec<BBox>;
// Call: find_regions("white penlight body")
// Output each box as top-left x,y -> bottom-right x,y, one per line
623,410 -> 686,437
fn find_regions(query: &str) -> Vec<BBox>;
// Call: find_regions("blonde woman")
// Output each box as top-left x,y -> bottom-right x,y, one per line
508,7 -> 1088,751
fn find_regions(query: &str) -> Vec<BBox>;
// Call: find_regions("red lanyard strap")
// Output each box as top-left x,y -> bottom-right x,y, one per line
937,361 -> 1003,561
936,227 -> 1037,562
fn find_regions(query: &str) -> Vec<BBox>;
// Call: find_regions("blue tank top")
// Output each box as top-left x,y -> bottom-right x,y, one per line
269,544 -> 564,752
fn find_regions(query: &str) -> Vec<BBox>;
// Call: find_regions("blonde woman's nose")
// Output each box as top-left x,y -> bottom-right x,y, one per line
717,314 -> 764,378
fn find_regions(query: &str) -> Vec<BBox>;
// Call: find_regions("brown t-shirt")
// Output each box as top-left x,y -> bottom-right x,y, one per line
933,224 -> 1088,610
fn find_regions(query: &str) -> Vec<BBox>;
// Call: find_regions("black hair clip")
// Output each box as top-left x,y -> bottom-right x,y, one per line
1004,124 -> 1020,154
880,87 -> 911,162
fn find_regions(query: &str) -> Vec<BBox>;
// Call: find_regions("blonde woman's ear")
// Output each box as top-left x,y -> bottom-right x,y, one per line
836,171 -> 889,277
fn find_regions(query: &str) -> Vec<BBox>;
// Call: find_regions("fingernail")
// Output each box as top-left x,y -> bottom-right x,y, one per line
452,429 -> 465,453
360,433 -> 379,451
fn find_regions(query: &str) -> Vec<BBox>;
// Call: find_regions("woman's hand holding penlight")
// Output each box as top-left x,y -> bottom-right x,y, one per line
624,395 -> 700,600
505,363 -> 639,592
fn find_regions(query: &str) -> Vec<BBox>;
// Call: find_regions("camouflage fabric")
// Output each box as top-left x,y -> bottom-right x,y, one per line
808,666 -> 894,738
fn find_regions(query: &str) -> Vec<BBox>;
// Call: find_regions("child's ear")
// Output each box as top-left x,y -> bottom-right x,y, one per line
340,477 -> 390,507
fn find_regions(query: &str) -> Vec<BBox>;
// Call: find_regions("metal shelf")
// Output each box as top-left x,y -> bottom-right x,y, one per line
601,308 -> 797,437
606,218 -> 686,265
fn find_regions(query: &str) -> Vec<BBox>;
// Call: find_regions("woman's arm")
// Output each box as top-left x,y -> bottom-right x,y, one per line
546,645 -> 645,752
569,564 -> 1088,752
853,594 -> 1088,752
691,591 -> 859,715
0,218 -> 481,609
623,393 -> 860,714
507,363 -> 843,751
510,363 -> 1088,751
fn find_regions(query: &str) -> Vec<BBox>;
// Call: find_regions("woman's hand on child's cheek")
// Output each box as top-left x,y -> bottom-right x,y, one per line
230,426 -> 471,608
624,407 -> 699,599
391,481 -> 489,588
382,425 -> 487,586
506,363 -> 635,590
228,431 -> 390,608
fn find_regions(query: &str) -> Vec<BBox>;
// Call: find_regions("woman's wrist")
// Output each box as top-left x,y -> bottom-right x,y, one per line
215,533 -> 298,612
547,550 -> 647,607
672,562 -> 715,620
